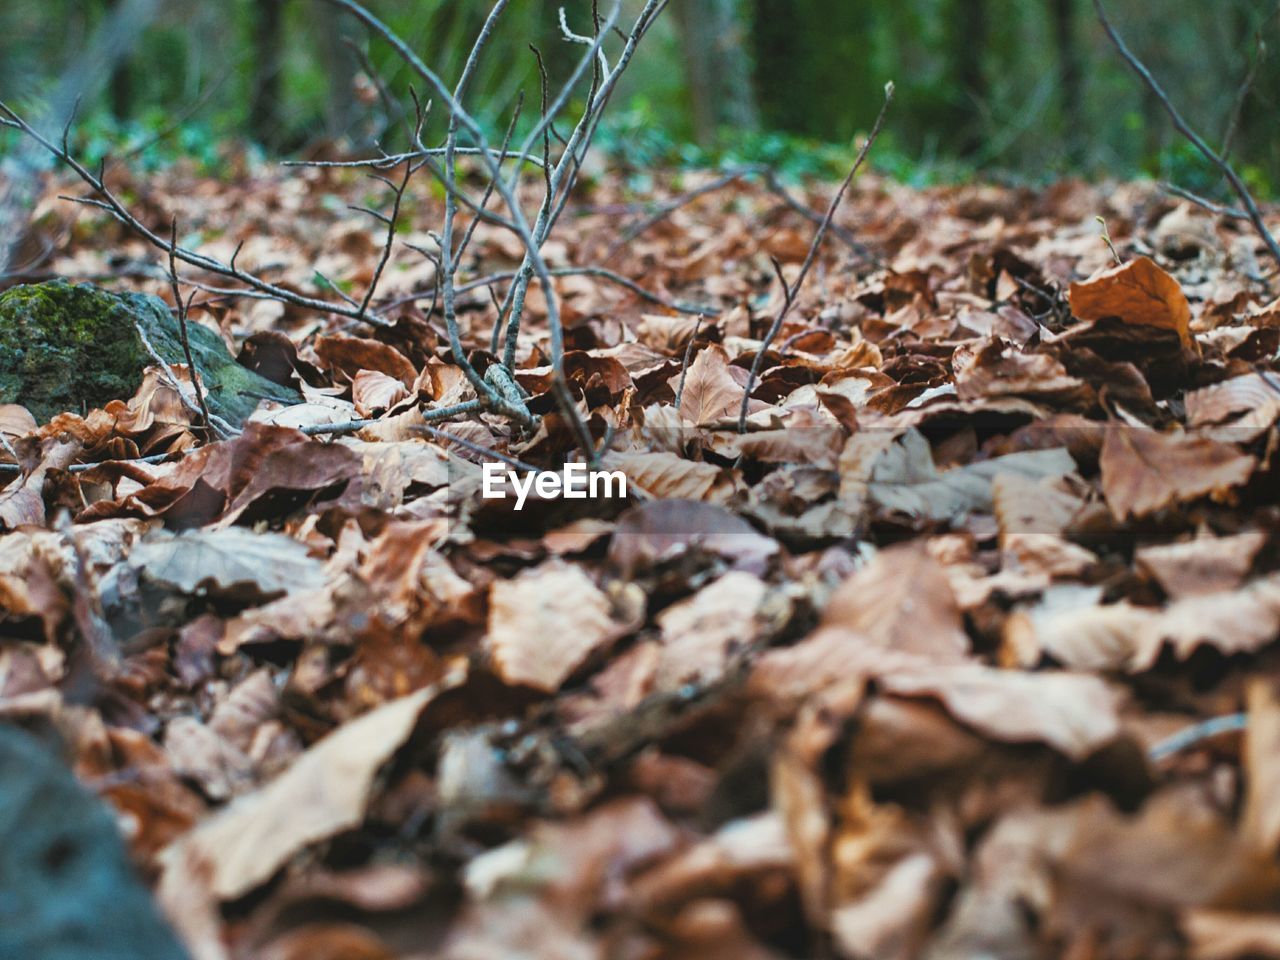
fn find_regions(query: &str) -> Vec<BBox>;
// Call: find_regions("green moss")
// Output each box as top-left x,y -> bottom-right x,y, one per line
0,280 -> 300,425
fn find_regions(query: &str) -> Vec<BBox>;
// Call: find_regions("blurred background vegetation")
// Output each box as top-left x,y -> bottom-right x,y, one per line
0,0 -> 1277,194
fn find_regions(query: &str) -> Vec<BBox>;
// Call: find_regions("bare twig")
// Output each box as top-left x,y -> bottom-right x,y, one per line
132,318 -> 237,438
737,83 -> 893,433
1093,0 -> 1280,267
297,399 -> 487,436
1161,182 -> 1249,221
673,314 -> 705,411
415,423 -> 540,474
167,219 -> 211,435
0,101 -> 394,326
605,167 -> 752,260
357,158 -> 413,319
1,451 -> 185,476
282,147 -> 547,171
1149,712 -> 1247,762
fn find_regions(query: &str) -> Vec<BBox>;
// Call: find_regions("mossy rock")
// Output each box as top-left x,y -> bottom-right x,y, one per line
0,280 -> 301,425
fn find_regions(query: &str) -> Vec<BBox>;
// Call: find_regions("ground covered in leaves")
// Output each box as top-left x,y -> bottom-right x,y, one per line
5,160 -> 1280,960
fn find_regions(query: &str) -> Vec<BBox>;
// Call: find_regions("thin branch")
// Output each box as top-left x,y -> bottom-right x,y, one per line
415,424 -> 540,474
297,399 -> 486,436
1,451 -> 185,476
282,146 -> 547,170
1148,712 -> 1247,762
167,219 -> 212,435
673,314 -> 705,411
605,168 -> 752,260
357,159 -> 413,319
737,83 -> 893,433
1161,182 -> 1249,221
0,101 -> 392,326
132,319 -> 237,439
1093,0 -> 1280,267
383,265 -> 716,317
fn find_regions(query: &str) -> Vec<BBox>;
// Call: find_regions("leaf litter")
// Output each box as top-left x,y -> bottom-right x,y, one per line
3,163 -> 1280,959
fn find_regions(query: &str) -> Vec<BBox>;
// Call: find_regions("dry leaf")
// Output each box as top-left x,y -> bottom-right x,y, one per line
823,542 -> 971,662
161,684 -> 441,901
671,344 -> 747,424
129,527 -> 325,600
1099,427 -> 1255,520
1068,255 -> 1193,348
485,561 -> 623,693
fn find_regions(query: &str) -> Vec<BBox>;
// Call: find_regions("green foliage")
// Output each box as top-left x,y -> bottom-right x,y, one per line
68,110 -> 224,174
2,0 -> 1277,192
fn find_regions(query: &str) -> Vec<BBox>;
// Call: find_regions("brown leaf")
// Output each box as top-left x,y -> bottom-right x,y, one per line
1099,427 -> 1255,520
128,527 -> 325,600
670,343 -> 747,424
350,369 -> 409,417
1243,678 -> 1280,856
607,499 -> 779,577
654,571 -> 771,688
953,336 -> 1090,405
1068,255 -> 1193,348
485,561 -> 624,693
842,428 -> 1077,523
0,404 -> 36,445
880,664 -> 1121,759
313,335 -> 417,388
1136,532 -> 1266,599
603,450 -> 738,502
161,684 -> 442,901
1183,910 -> 1280,960
822,542 -> 971,662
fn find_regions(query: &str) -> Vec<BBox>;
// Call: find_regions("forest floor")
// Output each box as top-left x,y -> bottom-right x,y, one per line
5,160 -> 1280,960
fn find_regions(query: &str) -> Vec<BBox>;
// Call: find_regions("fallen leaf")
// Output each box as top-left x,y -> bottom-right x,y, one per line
671,344 -> 747,424
129,527 -> 325,600
654,571 -> 771,688
822,542 -> 971,662
1099,427 -> 1255,520
485,561 -> 624,693
880,665 -> 1122,759
161,683 -> 442,901
1069,255 -> 1193,348
1136,532 -> 1266,599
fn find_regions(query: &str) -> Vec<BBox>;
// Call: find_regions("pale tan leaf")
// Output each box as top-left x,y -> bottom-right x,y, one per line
845,428 -> 1076,522
486,561 -> 622,693
351,369 -> 409,417
603,450 -> 737,502
1136,532 -> 1266,599
129,527 -> 325,599
670,344 -> 746,424
880,665 -> 1122,760
161,684 -> 441,900
822,542 -> 971,662
1243,679 -> 1280,856
655,571 -> 770,688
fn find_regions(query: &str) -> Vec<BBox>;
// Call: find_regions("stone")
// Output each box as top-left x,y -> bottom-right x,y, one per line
0,279 -> 301,425
0,724 -> 189,959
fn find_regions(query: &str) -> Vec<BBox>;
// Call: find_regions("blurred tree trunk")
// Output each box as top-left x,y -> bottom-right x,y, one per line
675,0 -> 758,145
948,0 -> 989,158
106,0 -> 133,120
1051,0 -> 1083,167
248,0 -> 285,147
320,9 -> 360,145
